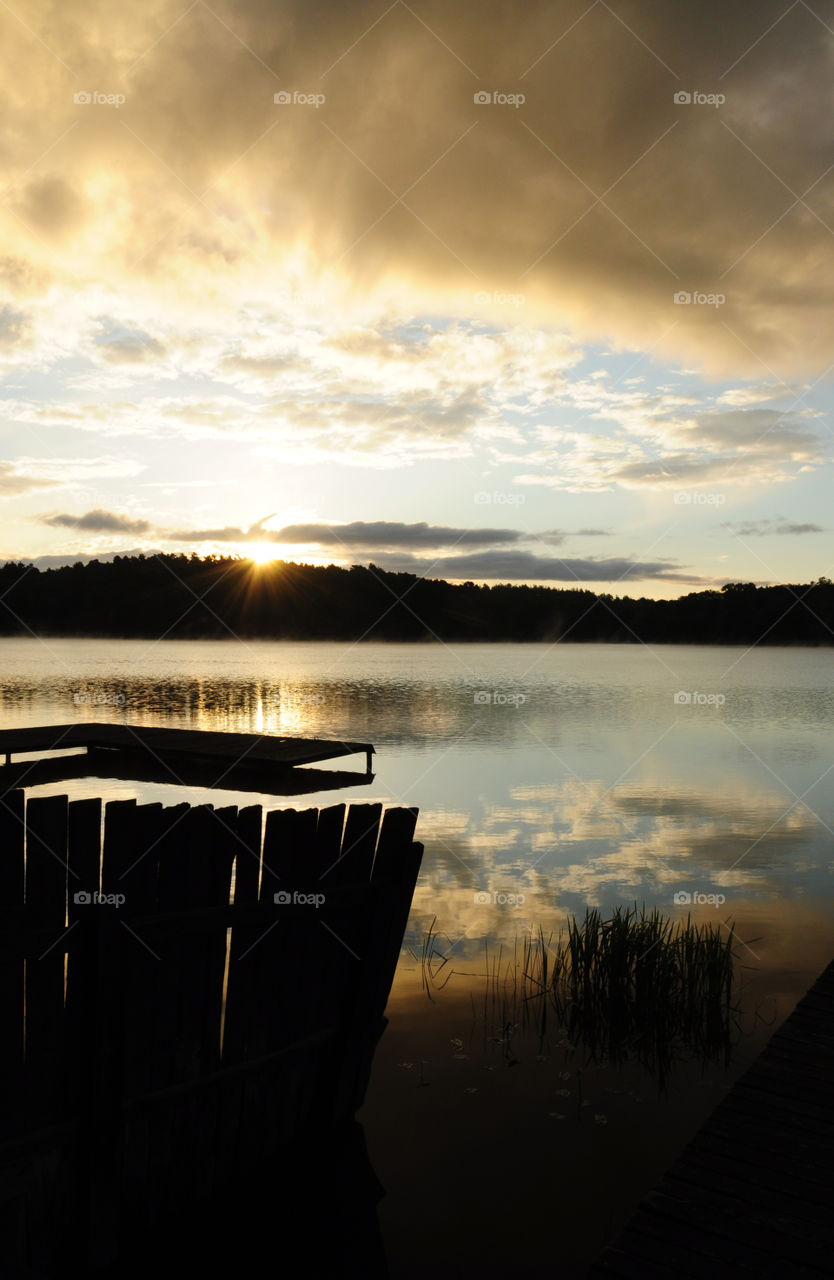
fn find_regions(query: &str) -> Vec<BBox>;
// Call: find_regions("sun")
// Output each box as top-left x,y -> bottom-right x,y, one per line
245,542 -> 279,565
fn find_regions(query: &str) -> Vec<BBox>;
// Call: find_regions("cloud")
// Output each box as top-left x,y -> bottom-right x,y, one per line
367,550 -> 701,584
690,409 -> 822,458
12,174 -> 85,240
1,1 -> 832,376
0,304 -> 31,350
0,462 -> 58,496
1,1 -> 831,574
91,318 -> 167,364
40,509 -> 153,534
32,513 -> 699,585
0,549 -> 156,570
537,528 -> 612,546
716,385 -> 794,407
606,455 -> 735,488
722,517 -> 826,536
10,540 -> 702,586
2,318 -> 575,465
152,519 -> 622,551
265,521 -> 522,548
164,518 -> 525,547
163,524 -> 258,543
2,295 -> 827,496
514,395 -> 830,493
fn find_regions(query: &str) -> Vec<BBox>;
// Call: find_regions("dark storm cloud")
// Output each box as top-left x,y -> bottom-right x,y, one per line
4,0 -> 833,373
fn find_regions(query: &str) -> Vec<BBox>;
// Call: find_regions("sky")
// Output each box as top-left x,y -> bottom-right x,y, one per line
2,0 -> 834,598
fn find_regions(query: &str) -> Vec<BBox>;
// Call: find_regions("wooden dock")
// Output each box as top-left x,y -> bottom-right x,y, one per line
0,722 -> 374,794
589,958 -> 834,1277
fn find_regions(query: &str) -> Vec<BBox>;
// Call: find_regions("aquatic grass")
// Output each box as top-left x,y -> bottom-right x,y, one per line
420,904 -> 742,1088
547,906 -> 739,1084
416,915 -> 457,1001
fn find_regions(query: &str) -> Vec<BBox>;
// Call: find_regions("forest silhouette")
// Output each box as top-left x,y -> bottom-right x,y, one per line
1,555 -> 832,644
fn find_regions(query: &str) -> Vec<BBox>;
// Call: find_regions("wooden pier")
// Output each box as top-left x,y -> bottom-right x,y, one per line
0,722 -> 374,795
589,957 -> 834,1277
0,788 -> 422,1276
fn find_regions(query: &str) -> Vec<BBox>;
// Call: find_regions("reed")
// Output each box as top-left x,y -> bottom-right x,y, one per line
418,904 -> 741,1086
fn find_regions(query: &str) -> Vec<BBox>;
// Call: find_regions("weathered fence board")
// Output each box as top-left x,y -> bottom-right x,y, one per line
340,802 -> 383,883
314,802 -> 346,882
0,789 -> 422,1277
24,795 -> 68,1131
0,788 -> 25,1141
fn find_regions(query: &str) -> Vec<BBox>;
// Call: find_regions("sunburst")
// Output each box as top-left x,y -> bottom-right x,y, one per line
245,542 -> 280,565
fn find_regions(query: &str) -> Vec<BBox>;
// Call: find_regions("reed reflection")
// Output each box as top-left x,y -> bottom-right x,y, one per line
418,905 -> 744,1094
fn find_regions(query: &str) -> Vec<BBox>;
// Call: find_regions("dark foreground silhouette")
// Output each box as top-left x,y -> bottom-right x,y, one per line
590,956 -> 834,1277
1,554 -> 833,643
97,1119 -> 389,1279
0,787 -> 421,1277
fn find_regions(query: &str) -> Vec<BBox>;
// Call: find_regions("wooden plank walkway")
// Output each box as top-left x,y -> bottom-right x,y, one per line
589,958 -> 834,1278
0,722 -> 374,773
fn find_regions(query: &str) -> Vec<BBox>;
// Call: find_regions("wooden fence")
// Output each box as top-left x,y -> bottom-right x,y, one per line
0,791 -> 422,1276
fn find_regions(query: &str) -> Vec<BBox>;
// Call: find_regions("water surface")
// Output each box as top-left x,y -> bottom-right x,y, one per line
2,637 -> 832,1275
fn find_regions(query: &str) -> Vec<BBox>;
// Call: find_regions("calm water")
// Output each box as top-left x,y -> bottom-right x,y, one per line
3,637 -> 834,1275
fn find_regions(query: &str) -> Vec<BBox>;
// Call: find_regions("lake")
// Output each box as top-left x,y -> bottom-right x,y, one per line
2,637 -> 833,1275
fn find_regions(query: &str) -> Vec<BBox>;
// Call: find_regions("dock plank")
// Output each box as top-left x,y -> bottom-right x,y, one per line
589,957 -> 834,1277
0,722 -> 372,770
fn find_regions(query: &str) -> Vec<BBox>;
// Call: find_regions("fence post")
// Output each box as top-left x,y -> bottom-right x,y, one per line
74,903 -> 125,1272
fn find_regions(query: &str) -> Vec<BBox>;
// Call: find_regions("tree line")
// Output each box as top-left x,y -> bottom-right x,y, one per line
0,555 -> 832,644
